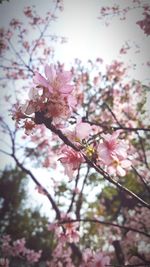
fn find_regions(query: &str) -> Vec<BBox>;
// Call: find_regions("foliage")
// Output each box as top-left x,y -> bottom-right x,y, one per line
0,167 -> 55,265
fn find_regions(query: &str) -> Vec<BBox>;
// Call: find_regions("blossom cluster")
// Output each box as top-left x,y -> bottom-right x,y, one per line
48,213 -> 80,244
22,64 -> 76,128
0,235 -> 42,265
47,214 -> 110,267
13,64 -> 131,179
122,207 -> 150,264
59,123 -> 131,179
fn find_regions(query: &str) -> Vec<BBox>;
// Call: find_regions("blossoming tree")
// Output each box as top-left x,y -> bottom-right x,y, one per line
0,0 -> 150,266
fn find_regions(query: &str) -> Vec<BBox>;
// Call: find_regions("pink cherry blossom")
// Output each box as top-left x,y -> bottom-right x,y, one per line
25,249 -> 42,263
82,248 -> 93,263
107,158 -> 131,177
64,221 -> 80,243
97,131 -> 129,165
45,96 -> 72,126
20,64 -> 77,127
12,238 -> 26,256
47,222 -> 58,232
59,145 -> 84,178
33,64 -> 74,94
0,235 -> 41,264
75,122 -> 91,140
81,249 -> 110,267
93,252 -> 110,267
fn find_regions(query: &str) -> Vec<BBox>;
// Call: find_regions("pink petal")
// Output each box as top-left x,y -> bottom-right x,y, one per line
59,157 -> 68,164
101,133 -> 111,141
98,144 -> 112,165
121,159 -> 131,168
117,165 -> 126,176
47,85 -> 54,93
115,146 -> 127,159
65,163 -> 74,179
111,130 -> 121,139
33,72 -> 48,88
59,85 -> 74,94
67,95 -> 77,108
108,165 -> 116,176
75,122 -> 91,140
58,71 -> 72,83
45,64 -> 56,83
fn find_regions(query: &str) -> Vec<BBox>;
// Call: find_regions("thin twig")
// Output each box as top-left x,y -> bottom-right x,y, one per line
67,165 -> 81,214
132,165 -> 150,194
82,119 -> 150,132
12,154 -> 61,220
76,166 -> 90,219
59,218 -> 150,238
136,131 -> 149,169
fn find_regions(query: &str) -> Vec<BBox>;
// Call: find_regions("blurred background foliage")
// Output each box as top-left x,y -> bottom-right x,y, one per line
0,166 -> 55,264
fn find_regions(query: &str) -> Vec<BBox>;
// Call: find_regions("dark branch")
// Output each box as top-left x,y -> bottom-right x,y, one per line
59,218 -> 150,238
12,154 -> 61,220
39,114 -> 150,210
82,118 -> 150,132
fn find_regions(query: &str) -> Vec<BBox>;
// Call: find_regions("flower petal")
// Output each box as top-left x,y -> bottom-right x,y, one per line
33,72 -> 48,88
75,122 -> 91,140
59,85 -> 74,94
117,165 -> 126,176
45,64 -> 56,83
58,71 -> 72,83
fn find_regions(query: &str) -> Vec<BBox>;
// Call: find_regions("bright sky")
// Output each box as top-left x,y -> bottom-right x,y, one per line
0,0 -> 150,217
54,0 -> 149,84
0,0 -> 149,81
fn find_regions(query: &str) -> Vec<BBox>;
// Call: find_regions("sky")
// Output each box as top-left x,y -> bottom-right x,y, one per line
0,0 -> 149,82
0,0 -> 150,216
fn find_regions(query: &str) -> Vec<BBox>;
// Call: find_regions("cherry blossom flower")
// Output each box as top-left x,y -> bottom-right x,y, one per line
98,131 -> 129,165
33,64 -> 74,95
75,122 -> 91,141
93,251 -> 110,267
82,248 -> 93,264
19,64 -> 76,127
81,249 -> 110,267
59,146 -> 84,178
25,249 -> 42,263
97,131 -> 131,176
12,238 -> 26,256
47,222 -> 58,232
64,121 -> 92,145
107,157 -> 131,177
49,214 -> 80,244
45,96 -> 72,126
64,220 -> 80,243
48,242 -> 73,267
0,235 -> 41,264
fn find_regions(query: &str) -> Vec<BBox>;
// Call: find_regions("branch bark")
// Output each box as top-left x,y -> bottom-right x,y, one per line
39,115 -> 150,210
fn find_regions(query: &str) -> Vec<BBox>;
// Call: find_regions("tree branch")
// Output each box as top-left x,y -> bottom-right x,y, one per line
40,115 -> 150,210
59,218 -> 150,238
82,118 -> 150,132
12,154 -> 61,220
67,165 -> 81,214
